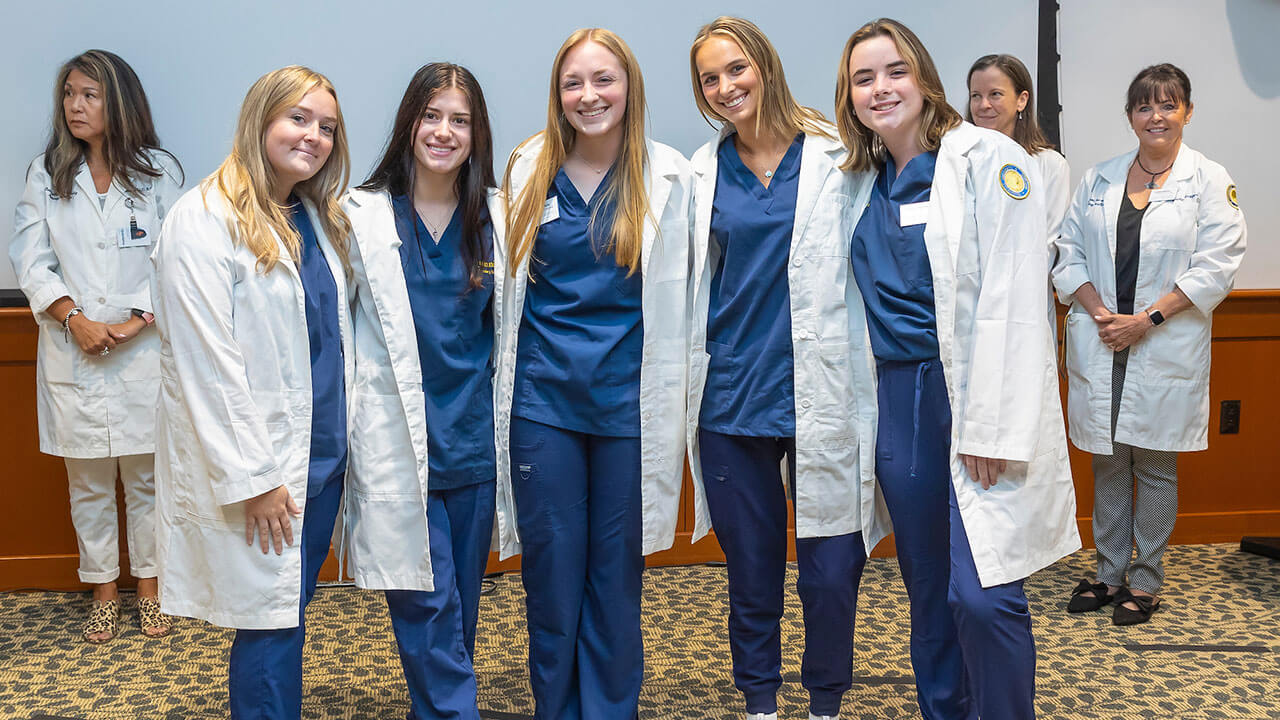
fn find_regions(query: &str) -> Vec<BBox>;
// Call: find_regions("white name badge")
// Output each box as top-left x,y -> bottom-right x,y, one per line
117,226 -> 150,248
899,201 -> 930,227
541,197 -> 560,225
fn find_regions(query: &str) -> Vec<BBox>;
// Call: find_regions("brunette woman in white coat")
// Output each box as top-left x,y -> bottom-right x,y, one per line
343,62 -> 503,719
153,66 -> 367,719
497,27 -> 691,720
966,53 -> 1070,337
835,19 -> 1078,720
1055,64 -> 1245,626
10,49 -> 182,643
686,17 -> 882,720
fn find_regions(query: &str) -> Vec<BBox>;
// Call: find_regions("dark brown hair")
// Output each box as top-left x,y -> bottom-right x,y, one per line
965,54 -> 1054,155
1125,63 -> 1192,116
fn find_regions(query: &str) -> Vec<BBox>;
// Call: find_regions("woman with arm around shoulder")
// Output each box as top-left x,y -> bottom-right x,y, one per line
686,16 -> 882,720
151,66 -> 368,719
966,53 -> 1071,336
342,62 -> 502,719
496,27 -> 691,720
836,19 -> 1079,720
9,49 -> 183,643
1055,64 -> 1245,626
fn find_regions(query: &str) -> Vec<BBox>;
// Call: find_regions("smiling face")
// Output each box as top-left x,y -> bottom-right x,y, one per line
63,68 -> 106,146
413,86 -> 473,179
264,87 -> 338,195
1129,96 -> 1192,155
558,40 -> 628,141
846,34 -> 924,151
968,66 -> 1027,138
695,35 -> 761,128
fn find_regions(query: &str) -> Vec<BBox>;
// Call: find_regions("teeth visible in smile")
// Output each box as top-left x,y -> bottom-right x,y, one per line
724,95 -> 746,109
581,107 -> 606,118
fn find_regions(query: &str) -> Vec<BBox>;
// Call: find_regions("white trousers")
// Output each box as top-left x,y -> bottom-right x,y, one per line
64,454 -> 157,583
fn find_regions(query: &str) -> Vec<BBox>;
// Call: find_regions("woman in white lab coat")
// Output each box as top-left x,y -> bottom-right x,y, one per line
685,16 -> 883,720
9,49 -> 182,643
496,27 -> 690,720
965,53 -> 1070,337
343,62 -> 503,719
1055,63 -> 1245,626
153,66 -> 385,720
835,18 -> 1078,720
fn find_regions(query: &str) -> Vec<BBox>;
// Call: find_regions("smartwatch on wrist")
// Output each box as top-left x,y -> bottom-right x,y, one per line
130,308 -> 155,325
1146,309 -> 1165,326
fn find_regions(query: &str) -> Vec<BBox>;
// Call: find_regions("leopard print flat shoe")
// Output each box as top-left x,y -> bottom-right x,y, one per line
137,596 -> 173,638
83,598 -> 119,643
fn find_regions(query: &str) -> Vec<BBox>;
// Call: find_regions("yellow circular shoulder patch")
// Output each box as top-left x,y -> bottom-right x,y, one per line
1227,184 -> 1239,209
999,164 -> 1030,200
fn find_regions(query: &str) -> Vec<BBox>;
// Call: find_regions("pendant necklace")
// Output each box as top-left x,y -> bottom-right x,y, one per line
1135,155 -> 1174,190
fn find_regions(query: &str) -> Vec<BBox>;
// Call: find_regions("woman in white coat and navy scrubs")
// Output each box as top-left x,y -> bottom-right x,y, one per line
10,49 -> 182,643
497,27 -> 691,720
153,66 -> 431,720
343,62 -> 502,719
1055,64 -> 1245,626
685,16 -> 882,720
835,19 -> 1079,720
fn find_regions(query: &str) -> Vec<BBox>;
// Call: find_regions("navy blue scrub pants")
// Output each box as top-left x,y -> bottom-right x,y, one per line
698,429 -> 867,717
875,358 -> 1036,720
509,416 -> 644,720
384,482 -> 495,720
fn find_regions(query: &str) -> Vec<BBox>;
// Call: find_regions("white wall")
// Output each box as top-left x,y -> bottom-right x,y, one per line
1060,0 -> 1278,289
1,0 -> 1038,290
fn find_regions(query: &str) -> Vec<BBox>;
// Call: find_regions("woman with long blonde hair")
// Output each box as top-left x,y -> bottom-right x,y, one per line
685,17 -> 882,720
494,27 -> 692,720
153,66 -> 432,719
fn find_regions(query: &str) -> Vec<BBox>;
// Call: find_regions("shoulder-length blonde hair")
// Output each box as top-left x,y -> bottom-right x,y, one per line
203,66 -> 351,273
502,28 -> 651,277
689,16 -> 832,141
44,49 -> 183,200
834,18 -> 961,172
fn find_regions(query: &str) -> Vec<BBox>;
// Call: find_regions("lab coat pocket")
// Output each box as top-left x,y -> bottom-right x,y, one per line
807,194 -> 853,258
1145,199 -> 1196,252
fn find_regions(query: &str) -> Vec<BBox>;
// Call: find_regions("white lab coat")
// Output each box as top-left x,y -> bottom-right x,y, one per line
1037,148 -> 1071,337
1053,144 -> 1245,454
10,153 -> 182,458
913,123 -> 1080,587
493,134 -> 691,560
151,187 -> 361,630
340,186 -> 507,586
685,125 -> 889,550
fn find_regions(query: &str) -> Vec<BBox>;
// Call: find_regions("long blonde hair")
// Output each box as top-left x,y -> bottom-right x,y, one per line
203,66 -> 351,273
502,28 -> 651,277
689,17 -> 832,141
834,19 -> 961,172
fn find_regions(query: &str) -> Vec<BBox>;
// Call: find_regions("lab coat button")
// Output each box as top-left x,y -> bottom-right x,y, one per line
97,297 -> 106,304
801,399 -> 812,409
97,242 -> 106,249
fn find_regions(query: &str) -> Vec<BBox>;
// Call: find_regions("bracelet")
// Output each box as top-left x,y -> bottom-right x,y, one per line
62,306 -> 84,343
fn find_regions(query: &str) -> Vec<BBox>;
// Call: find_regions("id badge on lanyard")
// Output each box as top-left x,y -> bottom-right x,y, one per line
116,197 -> 150,248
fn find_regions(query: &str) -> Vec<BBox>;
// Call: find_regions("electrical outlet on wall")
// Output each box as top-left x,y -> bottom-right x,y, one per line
1220,400 -> 1241,434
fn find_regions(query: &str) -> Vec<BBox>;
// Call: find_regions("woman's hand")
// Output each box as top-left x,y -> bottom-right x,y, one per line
244,485 -> 302,555
67,313 -> 126,357
106,316 -> 148,345
960,454 -> 1007,490
1096,312 -> 1152,352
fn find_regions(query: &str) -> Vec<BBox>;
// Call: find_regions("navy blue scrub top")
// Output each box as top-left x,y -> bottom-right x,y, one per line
849,152 -> 941,363
512,167 -> 644,437
391,195 -> 496,491
290,199 -> 348,497
700,133 -> 804,437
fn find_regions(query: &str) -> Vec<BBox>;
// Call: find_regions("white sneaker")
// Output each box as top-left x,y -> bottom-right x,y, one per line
809,715 -> 839,720
746,714 -> 777,720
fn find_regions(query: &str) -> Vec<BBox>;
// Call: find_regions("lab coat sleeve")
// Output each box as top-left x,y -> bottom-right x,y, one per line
1173,165 -> 1246,314
1044,153 -> 1071,251
9,160 -> 72,315
1051,173 -> 1095,306
154,201 -> 284,506
956,154 -> 1050,463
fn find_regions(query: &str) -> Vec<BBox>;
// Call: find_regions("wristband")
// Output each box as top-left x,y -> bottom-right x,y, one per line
62,306 -> 84,342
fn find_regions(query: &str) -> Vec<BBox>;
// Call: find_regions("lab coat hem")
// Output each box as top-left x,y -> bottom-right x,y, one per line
351,571 -> 434,593
973,532 -> 1082,588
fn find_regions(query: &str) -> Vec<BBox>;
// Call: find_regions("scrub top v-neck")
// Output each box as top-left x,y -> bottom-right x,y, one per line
849,151 -> 940,363
512,166 -> 644,437
700,133 -> 803,437
289,198 -> 348,497
391,194 -> 496,490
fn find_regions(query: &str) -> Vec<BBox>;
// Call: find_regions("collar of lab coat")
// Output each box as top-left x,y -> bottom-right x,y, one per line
1096,141 -> 1196,186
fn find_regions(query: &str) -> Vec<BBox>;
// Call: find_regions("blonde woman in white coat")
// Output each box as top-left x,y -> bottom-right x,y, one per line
686,17 -> 883,720
10,49 -> 182,643
496,27 -> 690,720
1055,64 -> 1245,626
836,19 -> 1078,720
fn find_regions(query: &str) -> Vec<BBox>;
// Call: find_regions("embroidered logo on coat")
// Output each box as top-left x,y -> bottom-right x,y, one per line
1227,184 -> 1239,210
998,164 -> 1030,200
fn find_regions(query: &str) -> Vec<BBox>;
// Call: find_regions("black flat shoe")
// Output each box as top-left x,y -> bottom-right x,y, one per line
1112,587 -> 1161,626
1067,579 -> 1115,613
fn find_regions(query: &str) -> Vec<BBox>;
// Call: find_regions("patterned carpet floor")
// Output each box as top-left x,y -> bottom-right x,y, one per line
1,543 -> 1278,719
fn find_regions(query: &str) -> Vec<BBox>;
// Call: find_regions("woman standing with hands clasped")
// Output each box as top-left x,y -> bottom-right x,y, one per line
496,27 -> 691,720
836,19 -> 1078,720
1056,64 -> 1245,626
10,49 -> 182,643
685,16 -> 883,720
